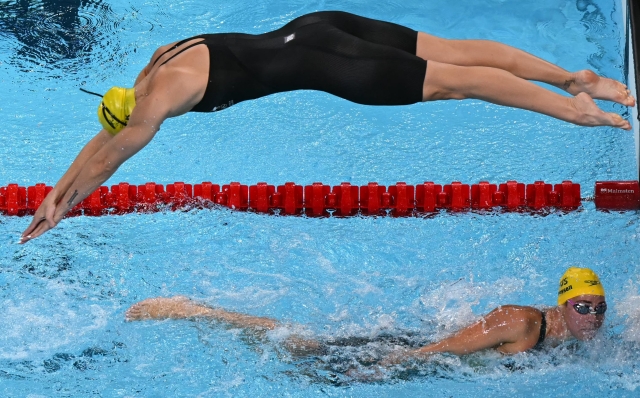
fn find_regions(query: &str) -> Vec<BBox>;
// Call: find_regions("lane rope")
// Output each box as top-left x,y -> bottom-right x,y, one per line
0,180 -> 637,217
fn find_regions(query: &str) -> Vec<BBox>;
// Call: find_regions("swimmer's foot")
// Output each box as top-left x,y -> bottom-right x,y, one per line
125,296 -> 210,321
570,92 -> 631,130
565,70 -> 636,107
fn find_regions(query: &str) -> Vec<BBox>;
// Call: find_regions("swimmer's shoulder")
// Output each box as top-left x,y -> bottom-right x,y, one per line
489,305 -> 546,352
488,305 -> 543,330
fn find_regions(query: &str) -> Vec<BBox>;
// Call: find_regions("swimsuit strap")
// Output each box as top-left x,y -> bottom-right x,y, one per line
152,37 -> 205,67
535,311 -> 547,348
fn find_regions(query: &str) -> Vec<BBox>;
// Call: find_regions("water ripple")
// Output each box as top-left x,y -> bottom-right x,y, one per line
0,0 -> 158,77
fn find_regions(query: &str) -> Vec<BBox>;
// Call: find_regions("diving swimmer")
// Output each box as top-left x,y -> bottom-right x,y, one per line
21,11 -> 634,243
125,267 -> 606,366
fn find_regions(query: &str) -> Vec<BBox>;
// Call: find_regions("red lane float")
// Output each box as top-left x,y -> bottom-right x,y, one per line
471,181 -> 497,210
249,182 -> 274,213
305,182 -> 331,217
388,182 -> 414,216
221,182 -> 248,210
328,182 -> 359,217
416,182 -> 441,212
0,184 -> 28,216
0,179 -> 599,217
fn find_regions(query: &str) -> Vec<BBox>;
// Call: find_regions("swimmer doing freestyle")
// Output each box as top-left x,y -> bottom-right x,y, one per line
125,267 -> 607,367
21,11 -> 635,243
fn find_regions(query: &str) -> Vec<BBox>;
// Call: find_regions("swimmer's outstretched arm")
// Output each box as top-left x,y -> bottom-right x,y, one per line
380,306 -> 535,365
20,128 -> 114,240
19,111 -> 161,243
20,66 -> 202,243
126,296 -> 325,356
126,296 -> 279,330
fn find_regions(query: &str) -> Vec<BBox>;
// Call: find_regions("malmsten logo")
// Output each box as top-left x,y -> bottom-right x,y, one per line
600,188 -> 636,194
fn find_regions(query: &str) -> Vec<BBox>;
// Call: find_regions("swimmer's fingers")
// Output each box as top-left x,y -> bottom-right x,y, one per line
21,209 -> 48,243
19,218 -> 54,244
21,216 -> 43,239
20,203 -> 60,244
20,221 -> 41,244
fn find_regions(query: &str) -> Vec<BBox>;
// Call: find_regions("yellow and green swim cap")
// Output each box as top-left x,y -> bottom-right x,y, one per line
97,87 -> 136,135
557,267 -> 605,305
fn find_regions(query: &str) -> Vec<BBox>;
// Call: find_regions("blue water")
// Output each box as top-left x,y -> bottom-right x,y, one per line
1,0 -> 639,396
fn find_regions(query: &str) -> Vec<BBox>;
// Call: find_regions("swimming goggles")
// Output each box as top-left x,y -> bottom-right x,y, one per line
567,299 -> 607,315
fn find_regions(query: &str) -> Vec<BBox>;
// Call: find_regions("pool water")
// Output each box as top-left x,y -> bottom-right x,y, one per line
1,0 -> 640,396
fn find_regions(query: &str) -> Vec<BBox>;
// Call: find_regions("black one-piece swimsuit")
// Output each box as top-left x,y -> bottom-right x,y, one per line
153,11 -> 428,112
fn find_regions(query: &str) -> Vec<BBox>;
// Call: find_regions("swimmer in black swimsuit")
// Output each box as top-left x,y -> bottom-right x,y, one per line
21,11 -> 635,242
125,267 -> 606,367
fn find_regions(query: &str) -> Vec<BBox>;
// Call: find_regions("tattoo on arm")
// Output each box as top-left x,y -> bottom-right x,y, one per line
67,190 -> 79,207
563,79 -> 575,90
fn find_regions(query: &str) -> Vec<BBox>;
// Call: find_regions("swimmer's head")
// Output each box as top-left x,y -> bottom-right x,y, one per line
97,86 -> 136,135
558,267 -> 606,340
557,267 -> 605,305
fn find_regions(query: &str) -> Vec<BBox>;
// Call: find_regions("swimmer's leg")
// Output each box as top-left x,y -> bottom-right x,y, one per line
125,296 -> 324,357
416,33 -> 635,107
422,61 -> 631,130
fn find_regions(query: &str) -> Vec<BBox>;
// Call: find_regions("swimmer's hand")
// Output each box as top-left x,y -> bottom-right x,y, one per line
378,347 -> 435,367
342,348 -> 433,381
345,365 -> 387,381
20,189 -> 62,244
378,348 -> 414,367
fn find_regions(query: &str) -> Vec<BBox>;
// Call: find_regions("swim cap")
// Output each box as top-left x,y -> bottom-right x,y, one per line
557,267 -> 605,305
97,87 -> 136,135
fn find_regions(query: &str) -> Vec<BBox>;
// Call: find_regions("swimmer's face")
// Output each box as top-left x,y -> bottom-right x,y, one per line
562,294 -> 606,340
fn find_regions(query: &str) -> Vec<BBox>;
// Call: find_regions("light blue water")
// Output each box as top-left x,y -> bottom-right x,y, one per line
1,0 -> 639,396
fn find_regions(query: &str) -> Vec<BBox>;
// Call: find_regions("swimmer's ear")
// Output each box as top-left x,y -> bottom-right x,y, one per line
79,88 -> 104,98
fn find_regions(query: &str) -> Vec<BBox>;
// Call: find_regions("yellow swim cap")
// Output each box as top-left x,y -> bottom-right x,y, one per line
97,87 -> 136,135
558,267 -> 605,305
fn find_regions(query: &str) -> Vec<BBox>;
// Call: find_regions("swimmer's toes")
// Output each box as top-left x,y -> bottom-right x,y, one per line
621,120 -> 632,130
610,113 -> 631,130
625,95 -> 636,107
614,91 -> 636,107
600,85 -> 634,106
573,71 -> 633,106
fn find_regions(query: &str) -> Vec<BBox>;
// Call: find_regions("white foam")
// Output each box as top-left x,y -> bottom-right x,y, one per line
417,276 -> 526,340
0,283 -> 113,360
615,280 -> 640,342
0,299 -> 76,359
